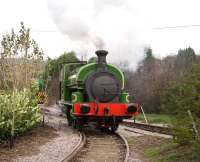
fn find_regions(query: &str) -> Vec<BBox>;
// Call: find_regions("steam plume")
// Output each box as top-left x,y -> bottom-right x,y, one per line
47,0 -> 146,69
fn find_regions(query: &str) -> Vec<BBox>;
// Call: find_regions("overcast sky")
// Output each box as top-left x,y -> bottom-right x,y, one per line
0,0 -> 200,68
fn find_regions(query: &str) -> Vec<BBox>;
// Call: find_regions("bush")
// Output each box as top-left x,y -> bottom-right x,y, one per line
0,89 -> 41,141
192,141 -> 200,159
172,115 -> 194,145
162,64 -> 200,159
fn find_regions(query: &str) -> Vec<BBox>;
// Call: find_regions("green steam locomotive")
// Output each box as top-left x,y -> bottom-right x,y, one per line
59,50 -> 139,131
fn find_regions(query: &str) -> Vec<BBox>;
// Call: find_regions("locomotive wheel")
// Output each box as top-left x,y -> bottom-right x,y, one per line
111,117 -> 119,132
101,127 -> 110,132
72,119 -> 78,129
68,119 -> 72,126
66,108 -> 72,126
111,123 -> 119,132
67,115 -> 72,126
72,119 -> 83,131
77,119 -> 83,131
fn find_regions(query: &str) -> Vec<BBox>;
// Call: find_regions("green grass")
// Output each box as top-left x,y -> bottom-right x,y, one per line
144,148 -> 159,159
163,153 -> 179,162
134,113 -> 174,125
144,141 -> 200,162
144,142 -> 178,162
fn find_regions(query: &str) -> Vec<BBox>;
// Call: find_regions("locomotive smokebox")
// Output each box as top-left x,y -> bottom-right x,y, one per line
95,50 -> 108,69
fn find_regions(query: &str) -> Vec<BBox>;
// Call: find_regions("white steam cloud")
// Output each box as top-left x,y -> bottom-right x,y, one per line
47,0 -> 147,69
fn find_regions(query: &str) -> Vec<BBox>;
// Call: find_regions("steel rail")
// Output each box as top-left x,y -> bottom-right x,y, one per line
61,131 -> 86,162
115,131 -> 130,162
69,129 -> 130,162
122,120 -> 172,135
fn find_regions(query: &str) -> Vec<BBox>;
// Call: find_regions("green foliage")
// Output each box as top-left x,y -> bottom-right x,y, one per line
88,56 -> 97,63
175,47 -> 196,74
145,141 -> 200,162
162,64 -> 200,116
144,47 -> 155,61
172,115 -> 194,145
0,22 -> 43,143
144,142 -> 181,162
128,47 -> 197,114
57,51 -> 78,64
192,142 -> 200,159
144,148 -> 159,159
44,51 -> 78,77
0,89 -> 41,141
162,63 -> 200,158
144,140 -> 200,162
42,51 -> 78,86
39,52 -> 79,104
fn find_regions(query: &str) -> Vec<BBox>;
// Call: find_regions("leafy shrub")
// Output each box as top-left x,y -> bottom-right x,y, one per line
162,64 -> 200,159
192,141 -> 200,159
0,89 -> 41,141
172,115 -> 194,145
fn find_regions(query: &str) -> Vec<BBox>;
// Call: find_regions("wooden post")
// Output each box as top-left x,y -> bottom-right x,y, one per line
187,110 -> 199,140
42,114 -> 45,127
9,135 -> 14,149
141,106 -> 149,124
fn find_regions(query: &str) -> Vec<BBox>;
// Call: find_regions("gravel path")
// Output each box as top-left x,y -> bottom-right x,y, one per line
15,127 -> 80,162
1,105 -> 81,162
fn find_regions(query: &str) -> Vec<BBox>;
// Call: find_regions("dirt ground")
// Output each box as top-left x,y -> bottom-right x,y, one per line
128,135 -> 169,162
0,125 -> 58,162
119,126 -> 170,162
0,104 -> 81,162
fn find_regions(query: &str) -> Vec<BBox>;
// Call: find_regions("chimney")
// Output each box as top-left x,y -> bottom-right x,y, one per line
95,50 -> 108,70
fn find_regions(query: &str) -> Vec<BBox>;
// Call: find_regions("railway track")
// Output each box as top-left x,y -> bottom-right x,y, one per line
39,105 -> 130,162
61,132 -> 86,162
67,128 -> 129,162
122,120 -> 171,135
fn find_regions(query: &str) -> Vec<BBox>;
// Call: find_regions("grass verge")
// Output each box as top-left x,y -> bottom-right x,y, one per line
134,113 -> 174,125
144,141 -> 200,162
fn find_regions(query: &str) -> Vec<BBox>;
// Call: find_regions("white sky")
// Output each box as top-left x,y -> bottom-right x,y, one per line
0,0 -> 200,63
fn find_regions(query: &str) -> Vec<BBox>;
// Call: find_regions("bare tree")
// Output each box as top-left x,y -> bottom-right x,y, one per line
0,22 -> 43,91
